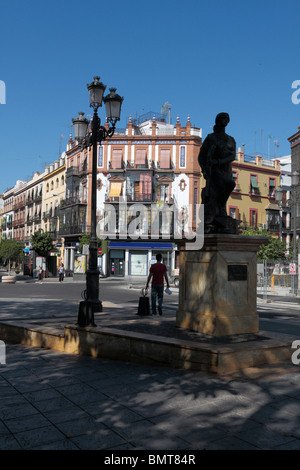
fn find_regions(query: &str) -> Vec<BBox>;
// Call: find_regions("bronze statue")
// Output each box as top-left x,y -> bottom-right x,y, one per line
198,113 -> 238,234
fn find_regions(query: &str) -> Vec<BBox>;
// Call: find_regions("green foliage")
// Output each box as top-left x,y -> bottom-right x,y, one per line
241,227 -> 286,261
79,233 -> 108,254
31,230 -> 54,256
0,239 -> 24,272
79,233 -> 90,253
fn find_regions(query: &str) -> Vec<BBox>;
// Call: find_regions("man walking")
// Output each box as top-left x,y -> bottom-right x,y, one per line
146,253 -> 170,316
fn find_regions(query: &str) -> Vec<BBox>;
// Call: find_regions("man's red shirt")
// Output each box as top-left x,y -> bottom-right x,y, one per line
150,262 -> 167,286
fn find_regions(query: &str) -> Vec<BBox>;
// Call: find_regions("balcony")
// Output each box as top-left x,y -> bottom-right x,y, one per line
109,160 -> 125,171
12,218 -> 25,227
58,224 -> 85,236
33,193 -> 42,202
66,167 -> 79,178
60,197 -> 87,208
249,186 -> 261,196
232,183 -> 241,193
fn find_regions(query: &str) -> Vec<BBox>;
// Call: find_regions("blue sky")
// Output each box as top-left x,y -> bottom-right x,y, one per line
0,0 -> 299,193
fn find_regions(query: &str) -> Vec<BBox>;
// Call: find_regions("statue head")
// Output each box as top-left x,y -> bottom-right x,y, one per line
214,112 -> 230,131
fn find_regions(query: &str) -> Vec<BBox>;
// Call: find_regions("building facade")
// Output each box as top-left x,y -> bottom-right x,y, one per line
1,112 -> 289,278
61,113 -> 202,276
225,149 -> 281,232
288,126 -> 300,236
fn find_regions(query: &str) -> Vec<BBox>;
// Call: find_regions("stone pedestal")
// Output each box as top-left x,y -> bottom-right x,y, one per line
176,235 -> 268,337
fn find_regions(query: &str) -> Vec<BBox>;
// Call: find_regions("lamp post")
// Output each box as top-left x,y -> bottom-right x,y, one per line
73,77 -> 123,326
275,170 -> 300,295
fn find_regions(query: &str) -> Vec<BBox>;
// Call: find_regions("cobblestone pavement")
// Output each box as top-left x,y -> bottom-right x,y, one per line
1,341 -> 300,450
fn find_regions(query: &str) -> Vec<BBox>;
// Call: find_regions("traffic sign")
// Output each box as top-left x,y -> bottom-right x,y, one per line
289,263 -> 296,275
97,248 -> 102,255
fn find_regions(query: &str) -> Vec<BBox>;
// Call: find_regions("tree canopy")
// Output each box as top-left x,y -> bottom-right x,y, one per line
31,230 -> 54,256
79,233 -> 108,255
241,227 -> 286,261
0,239 -> 24,272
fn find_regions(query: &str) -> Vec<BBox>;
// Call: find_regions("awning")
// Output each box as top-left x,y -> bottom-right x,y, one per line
109,241 -> 174,250
109,182 -> 122,197
250,175 -> 258,188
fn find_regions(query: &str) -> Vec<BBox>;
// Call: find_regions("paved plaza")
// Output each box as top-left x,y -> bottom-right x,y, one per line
1,276 -> 300,450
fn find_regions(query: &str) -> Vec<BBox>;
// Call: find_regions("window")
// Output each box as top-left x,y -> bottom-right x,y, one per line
232,170 -> 238,188
194,187 -> 198,220
250,174 -> 259,195
140,173 -> 152,200
160,184 -> 169,202
111,149 -> 123,169
159,149 -> 171,169
98,146 -> 103,167
180,146 -> 185,167
135,149 -> 147,168
229,207 -> 239,219
250,209 -> 258,227
268,178 -> 275,197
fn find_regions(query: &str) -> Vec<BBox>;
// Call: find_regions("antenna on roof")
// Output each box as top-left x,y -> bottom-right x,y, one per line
161,102 -> 172,124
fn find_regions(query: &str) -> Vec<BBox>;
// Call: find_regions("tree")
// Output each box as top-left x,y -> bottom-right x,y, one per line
0,239 -> 24,273
79,233 -> 90,253
31,230 -> 54,256
79,233 -> 108,254
241,227 -> 286,261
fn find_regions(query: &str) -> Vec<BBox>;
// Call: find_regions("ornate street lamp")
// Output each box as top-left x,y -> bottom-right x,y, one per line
73,76 -> 123,327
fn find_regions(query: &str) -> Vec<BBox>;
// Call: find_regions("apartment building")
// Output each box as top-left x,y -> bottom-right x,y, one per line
62,112 -> 202,276
224,148 -> 281,232
1,110 -> 287,278
41,155 -> 66,269
3,180 -> 26,241
288,126 -> 300,235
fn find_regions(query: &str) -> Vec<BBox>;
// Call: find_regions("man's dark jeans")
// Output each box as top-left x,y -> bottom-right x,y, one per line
151,285 -> 164,315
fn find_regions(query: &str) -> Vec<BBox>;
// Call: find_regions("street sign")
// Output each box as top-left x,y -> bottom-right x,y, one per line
97,248 -> 102,255
82,244 -> 89,255
289,263 -> 296,275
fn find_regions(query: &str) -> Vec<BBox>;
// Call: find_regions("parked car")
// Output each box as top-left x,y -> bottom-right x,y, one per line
170,268 -> 179,287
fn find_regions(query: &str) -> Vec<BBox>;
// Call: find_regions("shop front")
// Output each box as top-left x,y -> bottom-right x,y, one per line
109,249 -> 125,277
107,241 -> 175,278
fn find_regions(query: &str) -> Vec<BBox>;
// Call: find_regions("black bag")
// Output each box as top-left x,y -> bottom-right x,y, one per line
137,288 -> 150,316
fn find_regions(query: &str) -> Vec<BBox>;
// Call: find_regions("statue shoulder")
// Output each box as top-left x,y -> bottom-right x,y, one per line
225,133 -> 236,144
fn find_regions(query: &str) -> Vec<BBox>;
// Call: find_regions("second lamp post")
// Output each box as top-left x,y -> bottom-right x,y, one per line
72,76 -> 123,326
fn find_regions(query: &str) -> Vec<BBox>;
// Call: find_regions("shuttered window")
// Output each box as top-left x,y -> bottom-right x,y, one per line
111,150 -> 122,169
160,149 -> 171,169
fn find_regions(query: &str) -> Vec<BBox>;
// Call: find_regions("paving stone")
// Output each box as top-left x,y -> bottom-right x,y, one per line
14,425 -> 67,449
70,428 -> 127,450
